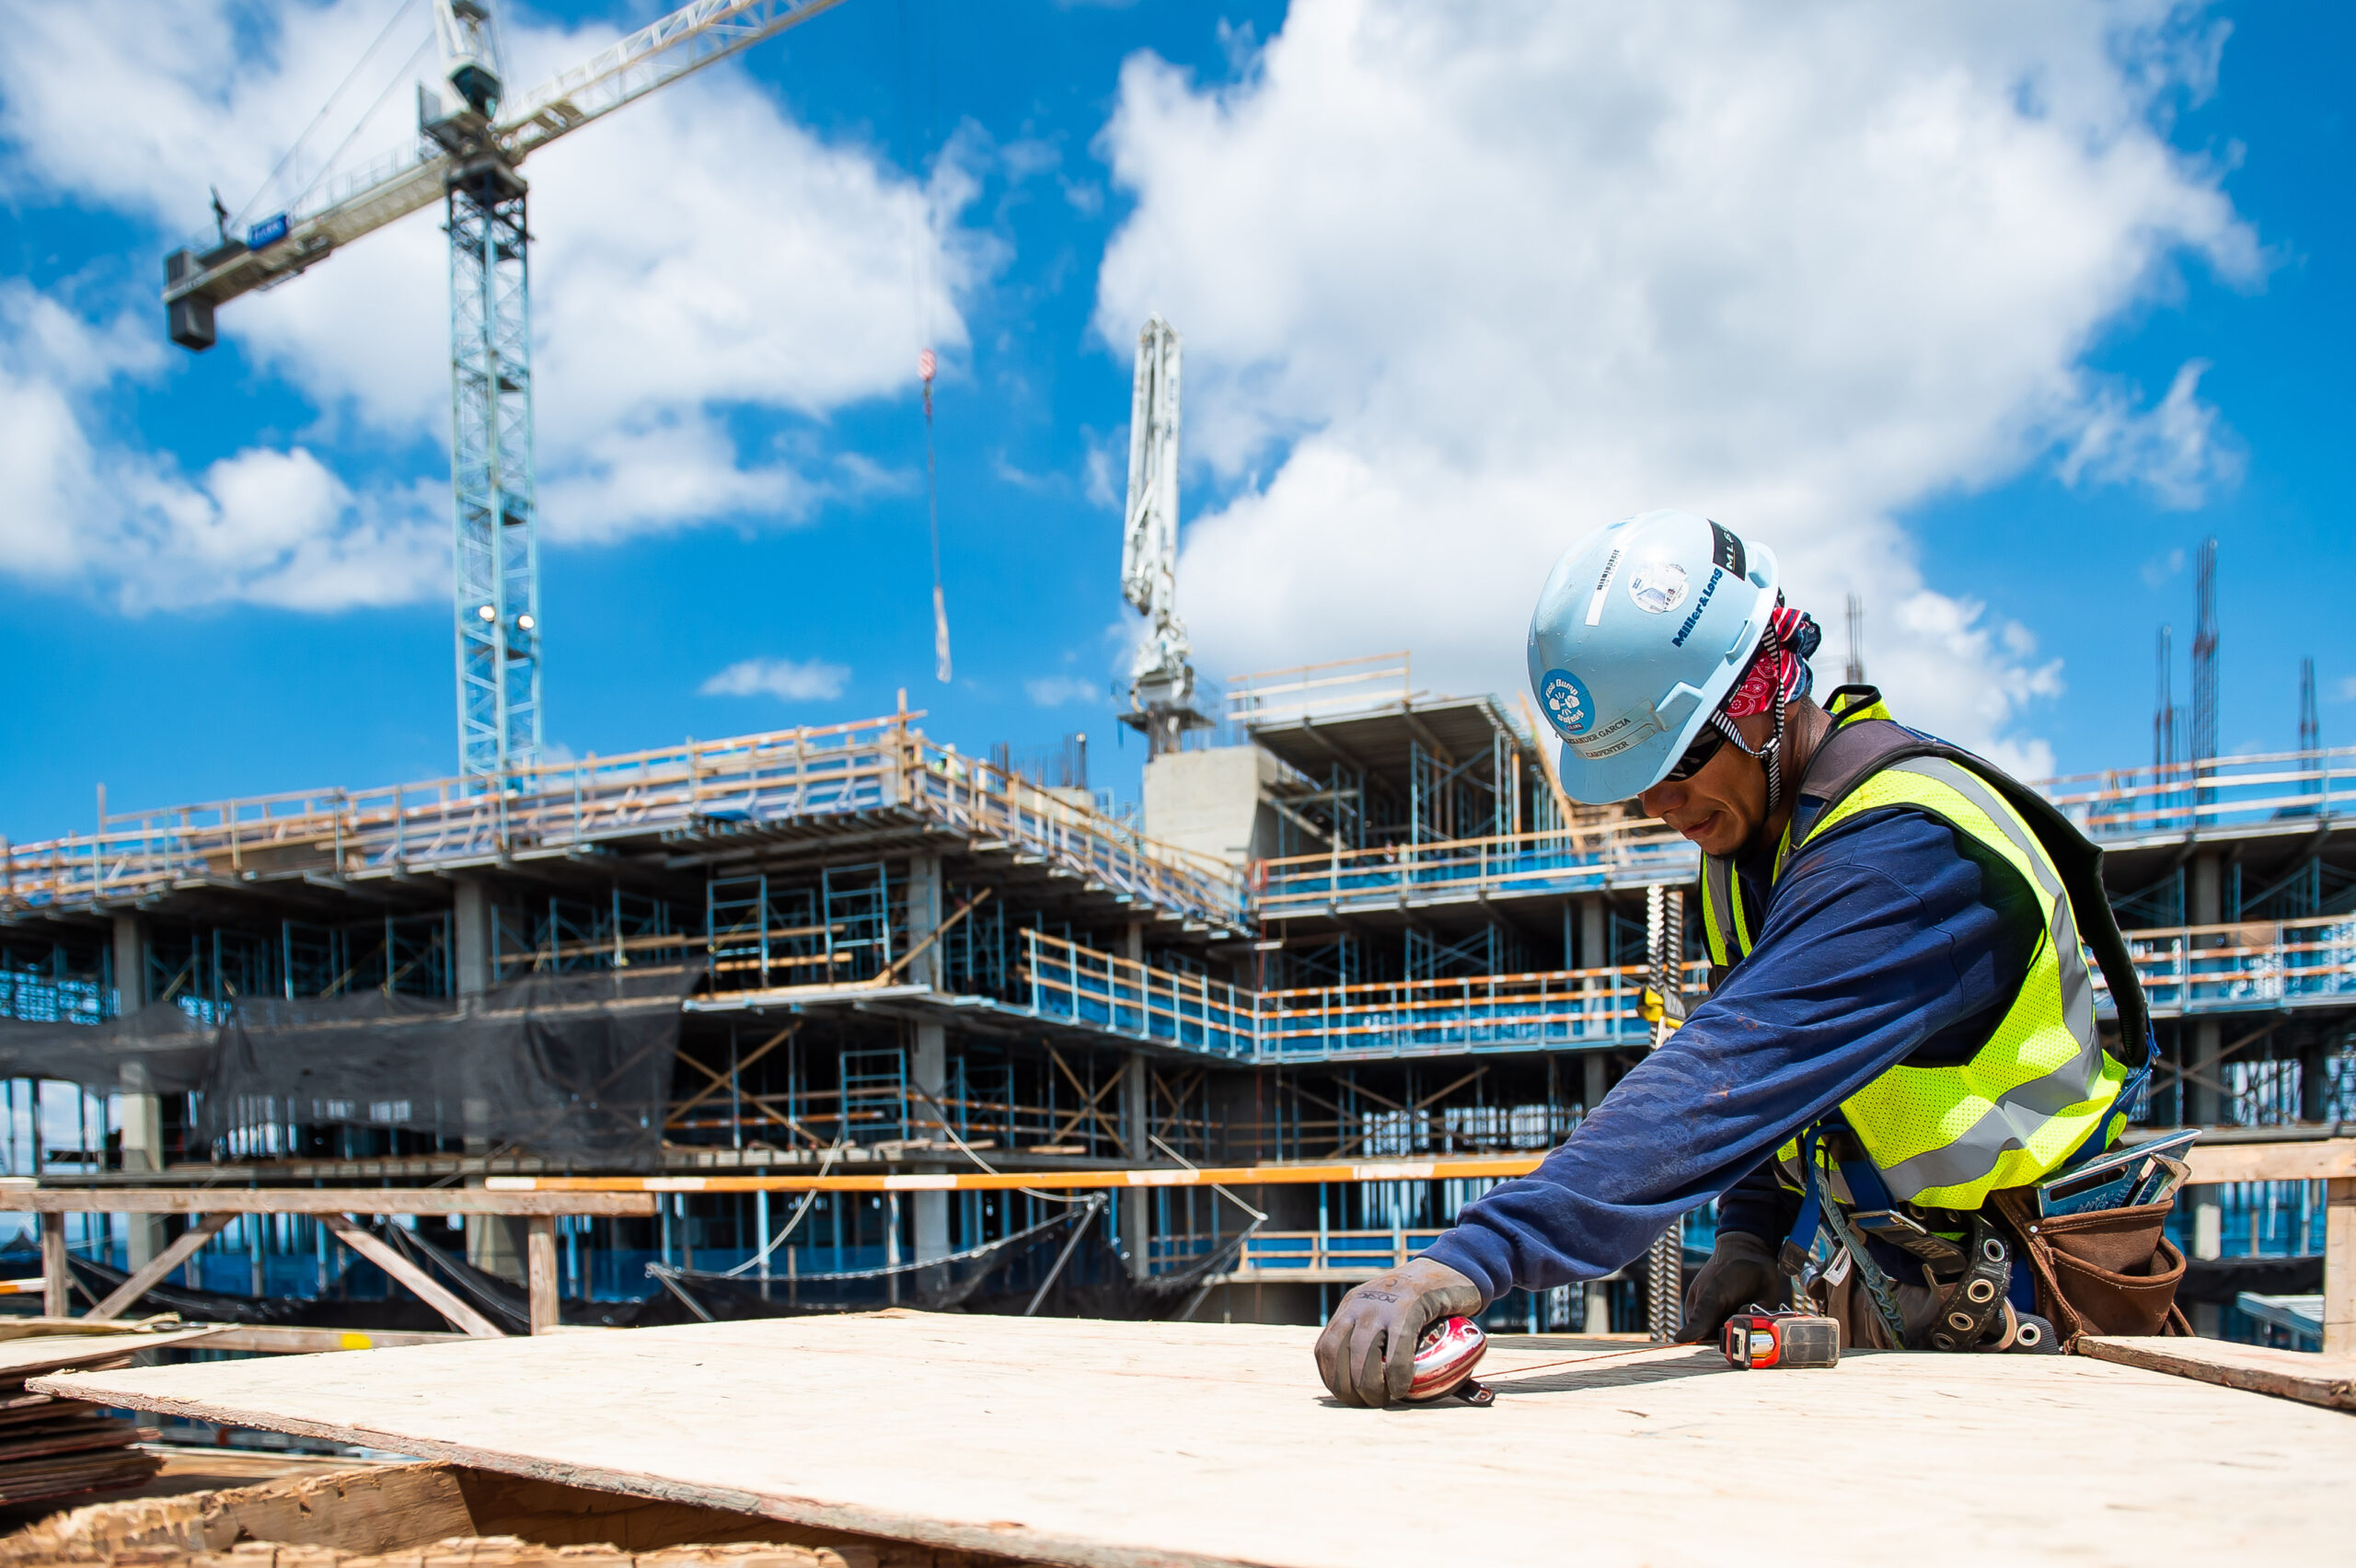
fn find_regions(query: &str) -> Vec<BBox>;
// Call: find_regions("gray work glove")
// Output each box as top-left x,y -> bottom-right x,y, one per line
1313,1255 -> 1486,1408
1676,1229 -> 1784,1343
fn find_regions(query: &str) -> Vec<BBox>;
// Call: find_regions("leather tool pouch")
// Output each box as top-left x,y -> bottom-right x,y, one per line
1991,1187 -> 2192,1349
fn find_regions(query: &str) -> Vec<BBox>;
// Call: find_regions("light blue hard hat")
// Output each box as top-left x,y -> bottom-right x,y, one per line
1526,510 -> 1780,804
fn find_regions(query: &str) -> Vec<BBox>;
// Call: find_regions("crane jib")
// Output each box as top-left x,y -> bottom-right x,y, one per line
155,0 -> 856,778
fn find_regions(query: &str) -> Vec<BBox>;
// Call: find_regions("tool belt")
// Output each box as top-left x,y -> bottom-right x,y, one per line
1990,1188 -> 2192,1348
1784,1124 -> 2188,1354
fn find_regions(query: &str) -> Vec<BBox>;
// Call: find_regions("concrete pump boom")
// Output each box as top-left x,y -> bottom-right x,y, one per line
1119,315 -> 1208,755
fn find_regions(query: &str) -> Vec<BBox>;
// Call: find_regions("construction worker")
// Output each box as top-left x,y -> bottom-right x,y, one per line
1314,508 -> 2154,1408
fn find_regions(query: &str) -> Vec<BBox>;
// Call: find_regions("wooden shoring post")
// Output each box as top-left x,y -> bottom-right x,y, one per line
40,1212 -> 70,1318
86,1212 -> 234,1320
2327,1177 -> 2354,1358
321,1216 -> 503,1338
526,1216 -> 560,1335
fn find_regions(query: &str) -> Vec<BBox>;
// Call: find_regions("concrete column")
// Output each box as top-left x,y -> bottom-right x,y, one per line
1578,895 -> 1607,1045
910,1023 -> 949,1270
1584,1280 -> 1612,1335
452,880 -> 522,1281
904,855 -> 950,1273
1584,1054 -> 1608,1116
906,855 -> 941,986
2186,852 -> 2223,1126
1125,923 -> 1145,963
111,915 -> 165,1268
1122,1052 -> 1149,1281
453,879 -> 493,997
2185,854 -> 2223,1329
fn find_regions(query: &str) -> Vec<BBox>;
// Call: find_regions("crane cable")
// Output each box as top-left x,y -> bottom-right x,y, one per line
901,0 -> 949,684
233,0 -> 426,234
923,349 -> 950,684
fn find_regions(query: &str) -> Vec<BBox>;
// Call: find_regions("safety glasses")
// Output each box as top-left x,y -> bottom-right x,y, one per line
1662,721 -> 1728,783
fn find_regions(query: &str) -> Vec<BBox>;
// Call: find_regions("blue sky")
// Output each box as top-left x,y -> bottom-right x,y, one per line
0,0 -> 2346,842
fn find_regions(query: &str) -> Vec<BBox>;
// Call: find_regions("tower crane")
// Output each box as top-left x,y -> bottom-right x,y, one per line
162,0 -> 850,778
1117,315 -> 1207,756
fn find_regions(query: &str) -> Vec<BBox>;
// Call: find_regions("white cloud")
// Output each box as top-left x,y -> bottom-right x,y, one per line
0,282 -> 443,609
0,0 -> 972,608
2140,547 -> 2188,590
1025,674 -> 1103,708
2059,361 -> 2240,509
1093,0 -> 2258,765
1081,431 -> 1125,512
700,657 -> 852,702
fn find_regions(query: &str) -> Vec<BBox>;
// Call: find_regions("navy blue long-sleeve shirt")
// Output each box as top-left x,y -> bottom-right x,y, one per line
1421,795 -> 2038,1303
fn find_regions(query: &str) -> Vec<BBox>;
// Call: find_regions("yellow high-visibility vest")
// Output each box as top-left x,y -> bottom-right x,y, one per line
1698,690 -> 2137,1212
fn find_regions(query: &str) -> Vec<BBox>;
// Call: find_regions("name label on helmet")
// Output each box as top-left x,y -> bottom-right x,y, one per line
1539,668 -> 1595,737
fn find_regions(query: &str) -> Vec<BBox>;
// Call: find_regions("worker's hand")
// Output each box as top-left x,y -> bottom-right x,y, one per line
1313,1255 -> 1485,1408
1676,1229 -> 1784,1343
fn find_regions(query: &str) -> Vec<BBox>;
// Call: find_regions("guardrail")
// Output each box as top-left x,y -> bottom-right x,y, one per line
1026,916 -> 2356,1062
1022,931 -> 1256,1059
1255,824 -> 1700,914
0,715 -> 1244,928
1225,651 -> 1418,727
2120,916 -> 2356,1018
1253,963 -> 1706,1060
1022,934 -> 1703,1061
1196,1227 -> 1452,1282
1253,747 -> 2356,916
2040,747 -> 2355,844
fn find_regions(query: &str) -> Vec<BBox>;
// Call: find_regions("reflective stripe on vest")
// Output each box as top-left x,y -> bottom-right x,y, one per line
1701,852 -> 1750,969
1705,754 -> 2126,1211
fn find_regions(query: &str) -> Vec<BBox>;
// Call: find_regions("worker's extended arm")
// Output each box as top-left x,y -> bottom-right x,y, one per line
1419,808 -> 2034,1303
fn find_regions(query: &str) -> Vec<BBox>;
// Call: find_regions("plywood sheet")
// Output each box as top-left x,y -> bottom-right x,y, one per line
2080,1334 -> 2356,1410
0,1331 -> 222,1384
34,1313 -> 2352,1568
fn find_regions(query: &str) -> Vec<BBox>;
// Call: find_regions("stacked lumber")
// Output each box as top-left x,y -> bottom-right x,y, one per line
0,1328 -> 228,1511
0,1388 -> 155,1511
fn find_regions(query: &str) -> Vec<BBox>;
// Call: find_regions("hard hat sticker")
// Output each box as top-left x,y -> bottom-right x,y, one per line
1627,559 -> 1689,615
1539,668 -> 1594,737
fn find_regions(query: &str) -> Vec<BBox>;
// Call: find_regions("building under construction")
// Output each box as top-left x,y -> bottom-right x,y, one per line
1,641 -> 2350,1343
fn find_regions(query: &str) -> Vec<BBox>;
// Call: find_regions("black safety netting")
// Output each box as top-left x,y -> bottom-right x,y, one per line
647,1199 -> 1259,1322
0,1003 -> 216,1096
195,965 -> 700,1169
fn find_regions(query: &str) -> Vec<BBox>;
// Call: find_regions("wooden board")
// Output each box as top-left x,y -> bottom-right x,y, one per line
23,1190 -> 654,1218
0,1331 -> 222,1385
2184,1137 -> 2356,1183
2080,1335 -> 2356,1411
31,1314 -> 2355,1568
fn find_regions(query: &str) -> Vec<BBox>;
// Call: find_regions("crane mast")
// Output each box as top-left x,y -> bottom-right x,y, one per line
160,0 -> 850,778
1118,316 -> 1207,756
424,1 -> 539,775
